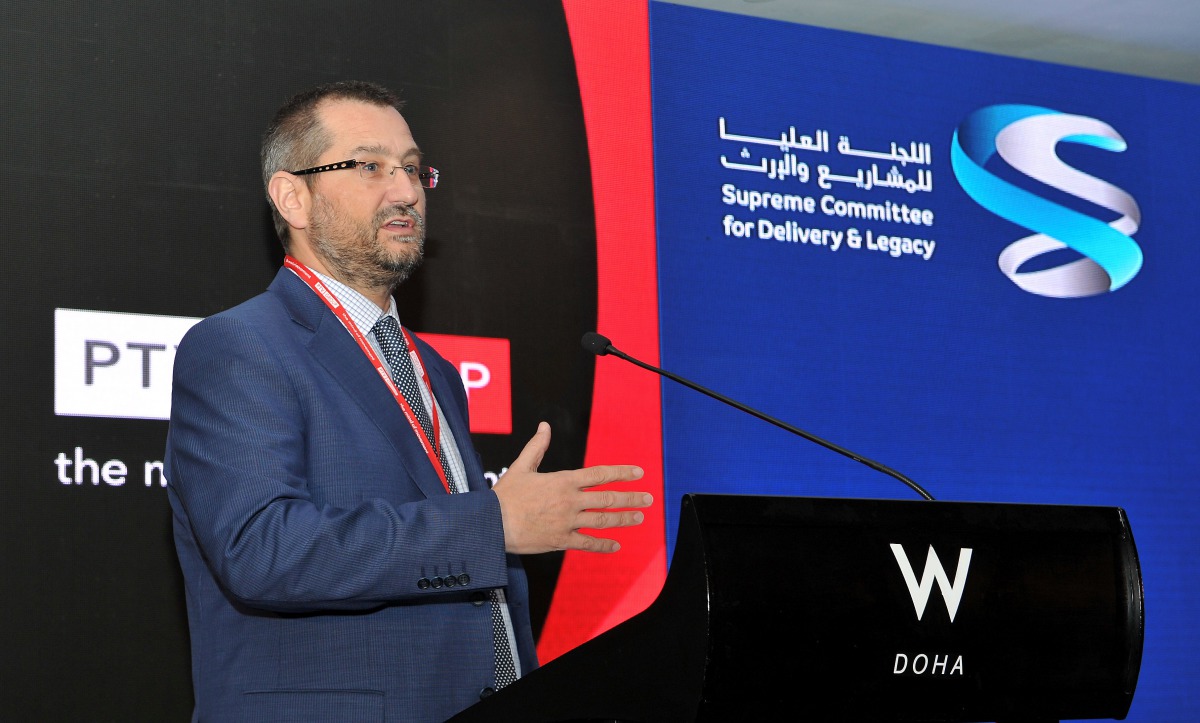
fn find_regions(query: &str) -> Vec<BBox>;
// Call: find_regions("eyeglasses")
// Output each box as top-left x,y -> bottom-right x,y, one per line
289,159 -> 440,189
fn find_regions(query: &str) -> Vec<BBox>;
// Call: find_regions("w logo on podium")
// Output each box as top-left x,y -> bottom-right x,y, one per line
950,104 -> 1142,298
890,544 -> 973,623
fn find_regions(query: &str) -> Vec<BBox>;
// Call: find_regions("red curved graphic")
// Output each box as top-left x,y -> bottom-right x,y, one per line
537,0 -> 665,662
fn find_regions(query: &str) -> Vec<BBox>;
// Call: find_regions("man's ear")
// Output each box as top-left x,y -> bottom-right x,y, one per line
268,171 -> 310,231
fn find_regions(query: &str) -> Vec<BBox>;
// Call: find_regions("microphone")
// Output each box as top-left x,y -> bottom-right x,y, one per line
581,331 -> 935,501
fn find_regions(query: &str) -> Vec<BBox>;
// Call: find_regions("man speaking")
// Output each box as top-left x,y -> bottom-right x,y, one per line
164,80 -> 651,722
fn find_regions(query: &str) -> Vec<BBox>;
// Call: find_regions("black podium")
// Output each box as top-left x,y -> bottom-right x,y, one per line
450,494 -> 1143,722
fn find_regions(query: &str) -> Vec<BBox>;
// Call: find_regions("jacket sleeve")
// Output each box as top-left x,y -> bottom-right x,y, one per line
165,313 -> 509,613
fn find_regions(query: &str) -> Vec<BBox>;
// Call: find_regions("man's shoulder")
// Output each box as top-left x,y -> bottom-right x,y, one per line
192,269 -> 313,330
186,289 -> 281,339
211,286 -> 287,324
178,271 -> 312,352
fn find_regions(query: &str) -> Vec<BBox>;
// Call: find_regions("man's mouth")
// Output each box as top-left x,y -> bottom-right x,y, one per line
378,206 -> 424,236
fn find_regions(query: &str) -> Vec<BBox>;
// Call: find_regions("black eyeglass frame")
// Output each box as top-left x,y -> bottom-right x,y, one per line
289,159 -> 440,189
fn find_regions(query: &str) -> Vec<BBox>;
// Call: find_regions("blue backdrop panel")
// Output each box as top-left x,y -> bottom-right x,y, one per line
650,3 -> 1198,719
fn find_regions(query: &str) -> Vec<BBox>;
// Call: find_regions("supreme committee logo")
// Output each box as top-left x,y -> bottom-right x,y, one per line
950,104 -> 1142,298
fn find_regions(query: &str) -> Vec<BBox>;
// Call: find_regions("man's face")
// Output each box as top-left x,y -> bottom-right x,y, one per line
304,99 -> 428,291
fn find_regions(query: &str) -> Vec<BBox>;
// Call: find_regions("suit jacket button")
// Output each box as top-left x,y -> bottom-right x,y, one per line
479,686 -> 495,699
430,576 -> 444,589
444,574 -> 458,588
457,573 -> 471,586
417,578 -> 431,590
469,592 -> 487,606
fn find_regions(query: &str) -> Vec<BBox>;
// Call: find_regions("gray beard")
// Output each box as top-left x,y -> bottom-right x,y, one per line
309,197 -> 426,292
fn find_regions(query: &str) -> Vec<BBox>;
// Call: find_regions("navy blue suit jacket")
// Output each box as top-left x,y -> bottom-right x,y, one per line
165,268 -> 537,722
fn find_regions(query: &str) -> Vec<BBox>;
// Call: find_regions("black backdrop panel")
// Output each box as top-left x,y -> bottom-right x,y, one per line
0,2 -> 594,719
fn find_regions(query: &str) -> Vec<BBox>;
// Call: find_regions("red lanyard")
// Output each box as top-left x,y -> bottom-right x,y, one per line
284,256 -> 450,493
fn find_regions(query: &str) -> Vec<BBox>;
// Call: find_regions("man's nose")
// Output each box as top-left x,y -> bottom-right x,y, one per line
385,168 -> 422,205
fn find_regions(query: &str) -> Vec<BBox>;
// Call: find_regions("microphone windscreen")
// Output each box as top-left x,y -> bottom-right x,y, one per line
580,331 -> 612,356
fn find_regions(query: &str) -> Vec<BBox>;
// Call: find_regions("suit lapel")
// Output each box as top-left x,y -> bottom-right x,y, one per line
270,269 -> 450,500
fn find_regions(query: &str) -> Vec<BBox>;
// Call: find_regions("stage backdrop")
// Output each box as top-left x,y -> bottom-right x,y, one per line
4,0 -> 1196,720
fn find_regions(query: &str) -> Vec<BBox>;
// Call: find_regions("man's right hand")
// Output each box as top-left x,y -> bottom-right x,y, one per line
492,422 -> 652,555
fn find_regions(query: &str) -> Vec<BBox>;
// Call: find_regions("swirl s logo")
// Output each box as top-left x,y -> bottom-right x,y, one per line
951,105 -> 1142,298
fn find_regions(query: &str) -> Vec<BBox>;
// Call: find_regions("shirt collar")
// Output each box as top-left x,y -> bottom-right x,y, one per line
311,270 -> 399,334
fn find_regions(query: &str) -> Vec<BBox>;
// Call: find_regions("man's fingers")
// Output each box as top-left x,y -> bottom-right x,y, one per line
581,489 -> 654,510
505,421 -> 551,475
496,444 -> 652,555
564,531 -> 621,554
576,509 -> 646,530
576,464 -> 645,489
557,510 -> 648,554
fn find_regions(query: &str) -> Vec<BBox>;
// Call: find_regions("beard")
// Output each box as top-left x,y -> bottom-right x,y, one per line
307,194 -> 426,292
